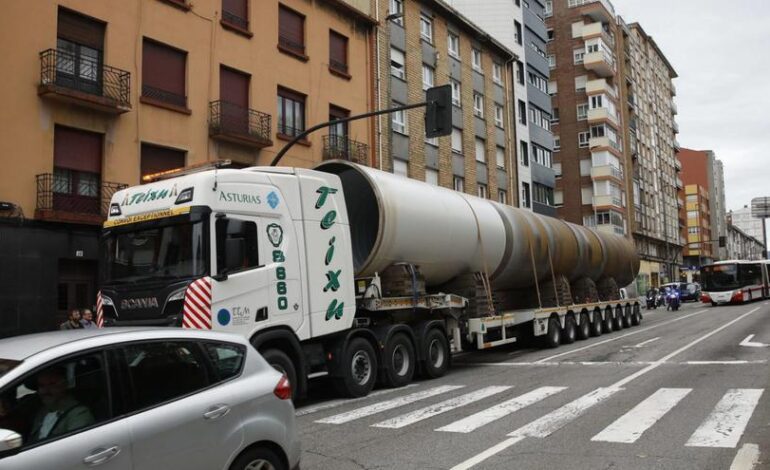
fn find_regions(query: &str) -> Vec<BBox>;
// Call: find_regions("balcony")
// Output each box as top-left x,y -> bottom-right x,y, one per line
587,107 -> 619,126
585,78 -> 617,98
592,194 -> 623,209
595,224 -> 625,236
627,94 -> 637,110
577,0 -> 616,23
677,197 -> 684,208
590,164 -> 624,181
323,135 -> 369,165
580,22 -> 615,47
671,83 -> 677,96
675,158 -> 682,172
589,136 -> 623,155
208,101 -> 272,148
35,173 -> 127,224
583,50 -> 615,77
38,49 -> 131,114
676,177 -> 683,189
673,139 -> 681,151
673,121 -> 680,134
671,101 -> 678,115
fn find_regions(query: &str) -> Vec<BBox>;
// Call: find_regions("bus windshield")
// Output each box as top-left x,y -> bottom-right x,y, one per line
103,220 -> 207,284
701,264 -> 739,291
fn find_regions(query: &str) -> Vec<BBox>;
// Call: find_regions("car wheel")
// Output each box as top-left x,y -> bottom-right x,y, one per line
544,317 -> 561,348
711,301 -> 717,307
380,333 -> 416,388
562,316 -> 577,345
591,311 -> 603,337
421,328 -> 450,379
261,349 -> 297,401
577,313 -> 591,340
333,337 -> 378,398
230,446 -> 286,470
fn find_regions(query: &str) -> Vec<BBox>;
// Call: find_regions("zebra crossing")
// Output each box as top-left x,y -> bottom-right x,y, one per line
302,383 -> 765,449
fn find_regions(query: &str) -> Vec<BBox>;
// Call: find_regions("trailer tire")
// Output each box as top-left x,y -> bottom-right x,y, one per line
577,312 -> 591,340
380,333 -> 416,388
603,310 -> 614,333
612,308 -> 623,330
591,311 -> 603,337
544,317 -> 561,348
421,328 -> 450,379
333,337 -> 378,398
261,349 -> 298,401
562,315 -> 577,344
622,306 -> 632,328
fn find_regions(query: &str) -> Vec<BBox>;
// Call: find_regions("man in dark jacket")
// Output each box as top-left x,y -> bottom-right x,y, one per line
60,309 -> 83,330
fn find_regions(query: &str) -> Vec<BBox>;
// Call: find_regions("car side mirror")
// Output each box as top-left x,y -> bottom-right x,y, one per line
0,429 -> 22,455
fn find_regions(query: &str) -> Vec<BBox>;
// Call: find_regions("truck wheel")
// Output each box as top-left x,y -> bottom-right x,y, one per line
544,317 -> 561,348
562,316 -> 577,344
622,306 -> 632,328
603,311 -> 614,333
421,328 -> 450,379
591,311 -> 603,337
380,333 -> 416,388
577,313 -> 591,340
631,305 -> 641,326
333,337 -> 378,398
261,348 -> 298,401
612,309 -> 623,330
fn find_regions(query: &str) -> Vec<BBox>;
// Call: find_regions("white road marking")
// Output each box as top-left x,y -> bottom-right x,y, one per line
686,389 -> 764,448
633,337 -> 661,348
739,334 -> 769,348
530,309 -> 708,362
315,385 -> 464,424
683,360 -> 767,365
372,386 -> 511,429
469,360 -> 766,367
591,388 -> 692,443
437,386 -> 567,434
296,384 -> 419,417
730,443 -> 761,470
451,306 -> 761,469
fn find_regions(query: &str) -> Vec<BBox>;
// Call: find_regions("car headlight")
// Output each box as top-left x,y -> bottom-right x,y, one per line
101,295 -> 114,307
167,289 -> 186,302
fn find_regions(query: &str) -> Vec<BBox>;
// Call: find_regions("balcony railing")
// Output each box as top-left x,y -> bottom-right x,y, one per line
209,100 -> 272,148
36,173 -> 127,223
323,135 -> 369,165
39,48 -> 131,113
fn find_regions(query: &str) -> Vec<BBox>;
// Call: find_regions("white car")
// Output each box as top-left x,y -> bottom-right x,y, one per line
0,328 -> 300,470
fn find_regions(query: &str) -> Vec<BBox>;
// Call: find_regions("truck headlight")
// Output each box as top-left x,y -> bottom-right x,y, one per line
168,289 -> 186,302
101,295 -> 114,307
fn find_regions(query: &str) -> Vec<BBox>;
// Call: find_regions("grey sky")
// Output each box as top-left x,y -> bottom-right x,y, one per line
613,0 -> 770,215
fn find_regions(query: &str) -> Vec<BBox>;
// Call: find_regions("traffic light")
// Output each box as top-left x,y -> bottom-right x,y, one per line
425,85 -> 452,138
719,236 -> 726,247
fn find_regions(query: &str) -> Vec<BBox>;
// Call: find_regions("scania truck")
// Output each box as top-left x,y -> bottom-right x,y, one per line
99,161 -> 642,399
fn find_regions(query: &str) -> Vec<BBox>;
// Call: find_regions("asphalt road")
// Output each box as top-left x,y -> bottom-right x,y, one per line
295,300 -> 770,470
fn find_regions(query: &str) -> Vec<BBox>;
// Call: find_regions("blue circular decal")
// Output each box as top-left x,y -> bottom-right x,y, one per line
217,308 -> 231,326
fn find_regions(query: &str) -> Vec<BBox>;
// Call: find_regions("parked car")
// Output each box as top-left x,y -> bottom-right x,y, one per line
0,328 -> 300,470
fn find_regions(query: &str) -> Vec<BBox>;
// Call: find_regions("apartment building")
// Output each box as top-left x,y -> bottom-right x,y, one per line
679,184 -> 712,282
726,224 -> 766,261
449,0 -> 556,215
617,20 -> 682,288
0,0 -> 376,336
377,0 -> 517,204
678,148 -> 728,262
729,205 -> 767,250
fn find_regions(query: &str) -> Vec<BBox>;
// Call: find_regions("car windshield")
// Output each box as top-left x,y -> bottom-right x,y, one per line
103,220 -> 207,284
701,264 -> 739,291
0,359 -> 20,378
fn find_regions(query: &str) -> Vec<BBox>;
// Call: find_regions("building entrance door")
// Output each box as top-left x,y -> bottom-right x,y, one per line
57,259 -> 97,325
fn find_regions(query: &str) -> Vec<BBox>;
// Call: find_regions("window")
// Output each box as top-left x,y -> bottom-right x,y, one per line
471,48 -> 482,71
532,144 -> 552,167
551,107 -> 560,124
496,146 -> 505,168
515,61 -> 524,85
392,104 -> 407,134
573,48 -> 585,64
514,21 -> 522,45
522,182 -> 531,208
0,352 -> 112,447
425,168 -> 439,185
475,138 -> 486,163
548,81 -> 558,96
544,0 -> 553,17
520,141 -> 529,166
453,176 -> 465,192
142,38 -> 187,108
533,183 -> 554,206
498,189 -> 507,204
222,0 -> 249,31
548,54 -> 556,68
420,14 -> 433,42
393,159 -> 408,177
492,63 -> 503,84
329,104 -> 349,137
554,136 -> 561,151
553,162 -> 562,177
56,8 -> 105,93
141,143 -> 186,180
478,183 -> 488,199
587,42 -> 599,53
277,87 -> 305,137
329,30 -> 349,75
451,79 -> 461,106
494,104 -> 504,128
204,342 -> 246,382
53,126 -> 102,213
528,105 -> 551,130
422,64 -> 434,90
590,94 -> 604,109
122,341 -> 210,410
389,0 -> 404,26
448,33 -> 460,58
578,131 -> 590,148
577,103 -> 588,120
451,128 -> 463,153
473,93 -> 484,118
425,134 -> 438,147
216,217 -> 259,275
547,29 -> 554,42
687,210 -> 698,219
575,75 -> 587,92
528,72 -> 548,93
278,5 -> 305,57
518,100 -> 527,125
390,47 -> 405,79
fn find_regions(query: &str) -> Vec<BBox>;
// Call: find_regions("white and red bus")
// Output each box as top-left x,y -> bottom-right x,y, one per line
700,260 -> 770,305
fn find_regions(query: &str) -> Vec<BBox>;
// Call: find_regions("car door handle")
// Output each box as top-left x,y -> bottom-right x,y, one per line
83,446 -> 121,466
203,404 -> 231,420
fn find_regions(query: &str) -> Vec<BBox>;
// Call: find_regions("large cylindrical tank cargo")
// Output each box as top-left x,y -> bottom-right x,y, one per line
315,161 -> 639,290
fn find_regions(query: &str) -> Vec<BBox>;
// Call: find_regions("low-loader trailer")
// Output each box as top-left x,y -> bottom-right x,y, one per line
100,161 -> 641,398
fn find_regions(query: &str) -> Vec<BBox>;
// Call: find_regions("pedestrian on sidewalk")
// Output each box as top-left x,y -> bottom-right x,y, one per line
80,309 -> 97,329
59,309 -> 83,330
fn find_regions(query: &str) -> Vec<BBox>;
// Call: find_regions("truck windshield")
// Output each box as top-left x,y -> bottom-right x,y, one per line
701,264 -> 738,291
104,220 -> 207,283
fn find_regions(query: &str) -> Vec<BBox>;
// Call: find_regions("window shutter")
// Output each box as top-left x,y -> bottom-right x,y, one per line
279,6 -> 304,46
142,39 -> 186,96
57,8 -> 105,50
220,66 -> 249,107
329,31 -> 347,68
141,144 -> 186,177
223,0 -> 247,19
54,126 -> 102,173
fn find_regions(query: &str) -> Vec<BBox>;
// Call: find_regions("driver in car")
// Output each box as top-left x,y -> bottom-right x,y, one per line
28,366 -> 94,442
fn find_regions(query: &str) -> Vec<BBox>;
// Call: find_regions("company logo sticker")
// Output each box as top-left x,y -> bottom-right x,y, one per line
217,308 -> 231,326
267,191 -> 280,209
267,223 -> 284,247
